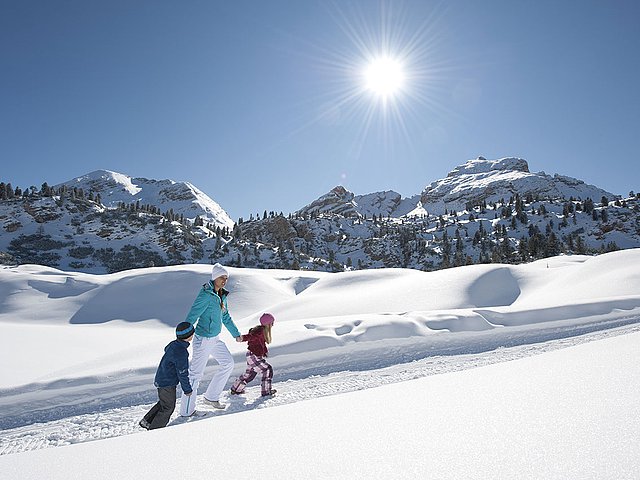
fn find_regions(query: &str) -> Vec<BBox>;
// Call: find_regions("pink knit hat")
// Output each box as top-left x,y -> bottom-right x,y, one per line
260,313 -> 275,326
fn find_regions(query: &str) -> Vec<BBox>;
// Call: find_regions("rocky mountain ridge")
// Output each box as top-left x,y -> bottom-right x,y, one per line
297,157 -> 615,219
1,157 -> 638,273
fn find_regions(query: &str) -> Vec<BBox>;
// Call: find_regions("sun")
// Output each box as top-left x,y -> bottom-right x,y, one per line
363,56 -> 406,98
281,1 -> 451,158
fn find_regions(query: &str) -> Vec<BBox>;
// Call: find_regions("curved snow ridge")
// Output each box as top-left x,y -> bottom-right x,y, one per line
476,297 -> 640,327
273,297 -> 640,346
403,298 -> 640,333
1,321 -> 639,457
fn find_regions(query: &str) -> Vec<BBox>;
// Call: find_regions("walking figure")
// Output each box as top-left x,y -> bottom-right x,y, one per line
140,322 -> 194,429
231,313 -> 277,397
179,263 -> 242,416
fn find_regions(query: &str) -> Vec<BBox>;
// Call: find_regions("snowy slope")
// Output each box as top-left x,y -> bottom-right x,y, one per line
1,250 -> 639,389
0,249 -> 637,423
0,329 -> 638,480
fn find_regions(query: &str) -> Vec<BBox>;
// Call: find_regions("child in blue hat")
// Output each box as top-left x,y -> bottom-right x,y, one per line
139,322 -> 195,430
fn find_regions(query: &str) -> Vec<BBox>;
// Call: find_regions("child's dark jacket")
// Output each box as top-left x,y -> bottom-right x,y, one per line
154,339 -> 192,394
240,326 -> 269,357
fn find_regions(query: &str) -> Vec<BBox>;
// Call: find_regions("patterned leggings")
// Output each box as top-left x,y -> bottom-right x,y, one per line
232,352 -> 273,395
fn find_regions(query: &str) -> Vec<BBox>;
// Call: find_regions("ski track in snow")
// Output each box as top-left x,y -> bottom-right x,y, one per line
2,318 -> 640,456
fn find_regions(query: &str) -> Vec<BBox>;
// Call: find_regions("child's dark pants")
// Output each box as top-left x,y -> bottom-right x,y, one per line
143,386 -> 177,429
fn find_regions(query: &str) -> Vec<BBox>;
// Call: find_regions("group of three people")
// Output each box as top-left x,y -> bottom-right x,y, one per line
140,263 -> 276,430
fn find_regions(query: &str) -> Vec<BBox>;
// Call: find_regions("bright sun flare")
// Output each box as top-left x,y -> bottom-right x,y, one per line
363,56 -> 405,98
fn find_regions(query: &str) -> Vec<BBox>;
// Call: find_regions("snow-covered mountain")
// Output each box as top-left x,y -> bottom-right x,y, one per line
1,158 -> 638,273
419,157 -> 615,215
56,170 -> 234,230
226,157 -> 638,271
297,157 -> 614,219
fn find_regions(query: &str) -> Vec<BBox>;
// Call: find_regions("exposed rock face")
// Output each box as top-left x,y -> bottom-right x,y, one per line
296,186 -> 413,218
296,186 -> 360,217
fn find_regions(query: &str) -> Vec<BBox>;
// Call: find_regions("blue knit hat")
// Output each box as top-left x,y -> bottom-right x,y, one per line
176,322 -> 195,340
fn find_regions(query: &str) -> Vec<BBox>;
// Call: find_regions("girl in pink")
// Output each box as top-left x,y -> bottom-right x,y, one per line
231,313 -> 276,397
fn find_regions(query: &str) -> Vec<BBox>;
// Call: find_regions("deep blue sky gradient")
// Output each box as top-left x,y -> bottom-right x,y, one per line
2,0 -> 639,220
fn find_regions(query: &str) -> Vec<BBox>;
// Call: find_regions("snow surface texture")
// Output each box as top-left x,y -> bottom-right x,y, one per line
1,249 -> 639,478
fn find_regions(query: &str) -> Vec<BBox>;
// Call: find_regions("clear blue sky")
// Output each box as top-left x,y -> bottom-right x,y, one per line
2,0 -> 639,220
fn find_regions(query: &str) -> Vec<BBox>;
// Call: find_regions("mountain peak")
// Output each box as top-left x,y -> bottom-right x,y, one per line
329,185 -> 352,198
296,186 -> 357,217
421,156 -> 613,214
56,170 -> 234,228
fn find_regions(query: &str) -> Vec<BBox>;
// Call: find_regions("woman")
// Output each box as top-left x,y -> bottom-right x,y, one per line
179,263 -> 241,416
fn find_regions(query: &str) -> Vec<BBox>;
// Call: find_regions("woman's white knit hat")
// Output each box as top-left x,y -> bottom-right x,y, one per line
211,263 -> 229,280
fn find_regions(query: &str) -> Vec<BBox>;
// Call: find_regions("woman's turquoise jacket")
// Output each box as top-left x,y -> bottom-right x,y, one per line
185,281 -> 241,338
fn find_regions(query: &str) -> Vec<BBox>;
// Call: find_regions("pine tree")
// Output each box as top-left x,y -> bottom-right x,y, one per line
455,229 -> 463,253
518,236 -> 528,261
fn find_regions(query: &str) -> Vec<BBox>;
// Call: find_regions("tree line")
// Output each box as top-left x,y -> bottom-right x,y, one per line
0,181 -> 103,204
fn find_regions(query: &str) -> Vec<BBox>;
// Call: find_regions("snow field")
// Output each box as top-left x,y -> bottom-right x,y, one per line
1,249 -> 640,478
1,327 -> 639,479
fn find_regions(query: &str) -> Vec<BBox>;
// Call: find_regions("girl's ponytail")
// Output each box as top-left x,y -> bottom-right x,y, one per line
264,324 -> 272,344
